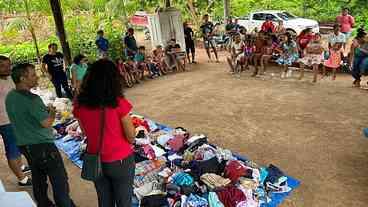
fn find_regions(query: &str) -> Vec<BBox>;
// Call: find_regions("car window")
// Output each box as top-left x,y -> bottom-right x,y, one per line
253,13 -> 266,20
266,14 -> 278,21
277,12 -> 297,20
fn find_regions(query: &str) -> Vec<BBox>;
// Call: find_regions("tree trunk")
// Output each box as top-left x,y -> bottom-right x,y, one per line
49,0 -> 72,66
24,0 -> 41,63
223,0 -> 230,20
165,0 -> 171,8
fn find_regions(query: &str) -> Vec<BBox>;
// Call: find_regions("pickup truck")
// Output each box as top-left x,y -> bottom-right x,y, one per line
238,10 -> 319,35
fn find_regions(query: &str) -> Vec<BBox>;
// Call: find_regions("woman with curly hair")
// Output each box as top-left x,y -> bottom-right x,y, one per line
73,59 -> 136,207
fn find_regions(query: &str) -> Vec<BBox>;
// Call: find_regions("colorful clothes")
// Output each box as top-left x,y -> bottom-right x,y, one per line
276,41 -> 299,65
324,48 -> 344,69
299,54 -> 323,66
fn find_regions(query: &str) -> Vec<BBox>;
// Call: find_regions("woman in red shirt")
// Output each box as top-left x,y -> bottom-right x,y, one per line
73,59 -> 136,207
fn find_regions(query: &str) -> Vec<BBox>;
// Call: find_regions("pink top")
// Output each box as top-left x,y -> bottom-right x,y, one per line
336,15 -> 355,33
73,98 -> 134,162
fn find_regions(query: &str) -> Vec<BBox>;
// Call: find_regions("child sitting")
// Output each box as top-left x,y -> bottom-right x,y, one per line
323,42 -> 344,80
173,44 -> 186,72
260,37 -> 274,75
226,33 -> 244,75
242,37 -> 256,71
164,39 -> 177,71
124,57 -> 140,84
152,45 -> 168,75
116,58 -> 134,87
146,55 -> 161,78
134,46 -> 149,80
298,33 -> 324,83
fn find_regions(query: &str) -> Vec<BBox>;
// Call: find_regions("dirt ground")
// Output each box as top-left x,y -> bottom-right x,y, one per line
1,49 -> 368,207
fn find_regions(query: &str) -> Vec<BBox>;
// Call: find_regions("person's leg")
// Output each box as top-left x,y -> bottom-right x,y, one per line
19,145 -> 53,207
204,40 -> 212,60
210,40 -> 219,62
332,68 -> 337,80
312,64 -> 318,83
186,46 -> 191,63
51,78 -> 63,98
44,144 -> 75,207
322,65 -> 327,78
252,54 -> 260,77
106,156 -> 135,207
191,44 -> 196,63
0,125 -> 29,183
60,73 -> 73,99
94,174 -> 114,207
227,57 -> 235,73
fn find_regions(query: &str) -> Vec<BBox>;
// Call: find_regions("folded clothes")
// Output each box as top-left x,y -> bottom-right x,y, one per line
200,173 -> 231,190
188,157 -> 224,181
239,178 -> 258,190
224,160 -> 249,183
265,164 -> 285,184
134,180 -> 165,200
171,172 -> 194,186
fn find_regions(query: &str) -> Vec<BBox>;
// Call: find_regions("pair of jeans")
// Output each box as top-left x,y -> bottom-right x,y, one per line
352,51 -> 368,81
19,143 -> 75,207
51,72 -> 73,99
94,155 -> 135,207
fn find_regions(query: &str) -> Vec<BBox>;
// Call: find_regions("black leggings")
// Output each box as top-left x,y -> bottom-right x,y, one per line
94,155 -> 135,207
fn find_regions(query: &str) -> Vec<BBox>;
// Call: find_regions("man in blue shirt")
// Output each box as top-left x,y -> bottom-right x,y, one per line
95,30 -> 109,59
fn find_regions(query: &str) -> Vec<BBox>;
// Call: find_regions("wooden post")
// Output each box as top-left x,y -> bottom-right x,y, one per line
224,0 -> 230,20
49,0 -> 72,66
165,0 -> 171,8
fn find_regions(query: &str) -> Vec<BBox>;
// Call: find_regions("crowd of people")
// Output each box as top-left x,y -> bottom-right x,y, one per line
223,8 -> 368,85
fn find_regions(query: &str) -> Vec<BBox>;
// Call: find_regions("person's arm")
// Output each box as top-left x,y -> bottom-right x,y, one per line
350,16 -> 355,28
121,115 -> 135,144
40,105 -> 56,128
41,63 -> 48,76
71,66 -> 77,91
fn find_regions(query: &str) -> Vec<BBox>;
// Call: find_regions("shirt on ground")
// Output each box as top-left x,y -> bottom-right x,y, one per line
5,90 -> 54,146
42,52 -> 65,79
73,98 -> 134,162
336,15 -> 355,33
0,77 -> 14,126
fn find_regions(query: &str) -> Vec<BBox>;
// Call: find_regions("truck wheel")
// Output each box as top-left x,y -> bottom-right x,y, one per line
286,29 -> 297,37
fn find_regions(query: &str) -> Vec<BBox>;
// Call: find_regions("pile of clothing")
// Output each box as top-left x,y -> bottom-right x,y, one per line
52,114 -> 299,207
35,89 -> 300,207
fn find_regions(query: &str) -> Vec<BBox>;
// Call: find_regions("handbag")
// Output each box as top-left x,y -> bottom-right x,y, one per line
81,108 -> 105,181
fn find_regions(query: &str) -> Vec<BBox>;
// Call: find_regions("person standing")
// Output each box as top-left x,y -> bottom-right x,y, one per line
5,63 -> 75,207
0,56 -> 32,187
261,16 -> 276,34
96,30 -> 109,59
124,28 -> 138,60
184,22 -> 196,64
70,54 -> 88,95
200,14 -> 219,62
41,43 -> 73,99
336,7 -> 355,42
328,24 -> 347,49
74,59 -> 136,207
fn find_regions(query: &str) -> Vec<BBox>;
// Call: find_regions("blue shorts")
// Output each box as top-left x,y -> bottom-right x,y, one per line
0,124 -> 21,160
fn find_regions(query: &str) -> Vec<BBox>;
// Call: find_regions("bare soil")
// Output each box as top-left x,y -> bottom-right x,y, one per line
1,49 -> 368,207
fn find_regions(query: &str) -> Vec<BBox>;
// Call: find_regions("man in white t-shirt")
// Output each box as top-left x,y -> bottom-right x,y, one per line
0,55 -> 32,186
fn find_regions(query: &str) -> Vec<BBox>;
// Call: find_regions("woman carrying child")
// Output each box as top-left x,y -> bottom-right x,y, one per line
298,33 -> 324,83
226,33 -> 244,75
276,32 -> 299,78
323,42 -> 344,80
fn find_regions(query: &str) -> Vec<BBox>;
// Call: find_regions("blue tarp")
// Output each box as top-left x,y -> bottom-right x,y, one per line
54,118 -> 300,206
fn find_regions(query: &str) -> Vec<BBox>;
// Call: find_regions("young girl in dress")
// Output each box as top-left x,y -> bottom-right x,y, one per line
298,34 -> 324,82
323,42 -> 344,80
153,45 -> 168,75
276,32 -> 299,78
226,34 -> 244,75
242,37 -> 256,71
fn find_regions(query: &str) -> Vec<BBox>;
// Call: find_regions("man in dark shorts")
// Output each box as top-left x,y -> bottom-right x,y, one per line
200,14 -> 219,62
41,43 -> 73,99
6,63 -> 75,207
184,22 -> 196,64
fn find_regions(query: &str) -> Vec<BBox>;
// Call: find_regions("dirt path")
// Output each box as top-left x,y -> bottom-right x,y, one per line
1,49 -> 368,207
